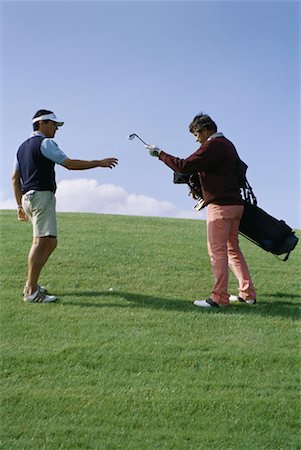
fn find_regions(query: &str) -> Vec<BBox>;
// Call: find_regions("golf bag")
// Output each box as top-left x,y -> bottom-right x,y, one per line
173,159 -> 299,261
239,202 -> 298,261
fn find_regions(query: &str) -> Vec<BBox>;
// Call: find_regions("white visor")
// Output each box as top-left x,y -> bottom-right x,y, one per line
32,113 -> 64,126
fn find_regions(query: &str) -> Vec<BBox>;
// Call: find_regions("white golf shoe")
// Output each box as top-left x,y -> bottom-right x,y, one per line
229,295 -> 256,305
193,299 -> 223,308
24,289 -> 57,303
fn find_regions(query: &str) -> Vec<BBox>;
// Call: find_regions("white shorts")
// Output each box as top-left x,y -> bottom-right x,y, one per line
22,190 -> 57,237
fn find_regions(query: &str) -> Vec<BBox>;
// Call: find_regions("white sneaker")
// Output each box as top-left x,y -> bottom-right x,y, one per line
193,299 -> 222,308
229,295 -> 256,305
24,289 -> 57,303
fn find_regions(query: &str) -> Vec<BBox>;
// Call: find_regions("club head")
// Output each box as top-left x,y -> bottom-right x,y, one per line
128,133 -> 148,146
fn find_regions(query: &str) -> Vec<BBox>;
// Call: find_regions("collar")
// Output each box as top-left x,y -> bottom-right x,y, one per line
207,132 -> 224,141
31,131 -> 46,138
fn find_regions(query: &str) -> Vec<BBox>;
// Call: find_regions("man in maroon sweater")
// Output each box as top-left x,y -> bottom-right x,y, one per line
146,113 -> 256,308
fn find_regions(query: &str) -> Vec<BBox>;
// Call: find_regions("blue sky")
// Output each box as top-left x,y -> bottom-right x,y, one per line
1,0 -> 300,227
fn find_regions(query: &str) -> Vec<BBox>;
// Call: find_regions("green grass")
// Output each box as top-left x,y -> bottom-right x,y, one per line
1,210 -> 300,449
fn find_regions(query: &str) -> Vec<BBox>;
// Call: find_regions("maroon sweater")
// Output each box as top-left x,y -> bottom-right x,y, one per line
159,136 -> 244,206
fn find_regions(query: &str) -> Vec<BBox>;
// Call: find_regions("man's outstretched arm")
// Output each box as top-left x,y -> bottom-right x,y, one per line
61,157 -> 118,170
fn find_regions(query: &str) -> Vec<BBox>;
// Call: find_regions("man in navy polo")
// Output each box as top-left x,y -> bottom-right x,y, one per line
12,109 -> 118,303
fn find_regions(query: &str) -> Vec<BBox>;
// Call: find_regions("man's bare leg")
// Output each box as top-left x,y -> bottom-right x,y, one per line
25,236 -> 57,296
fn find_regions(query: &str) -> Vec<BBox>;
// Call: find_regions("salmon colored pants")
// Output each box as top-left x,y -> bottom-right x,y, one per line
206,204 -> 256,306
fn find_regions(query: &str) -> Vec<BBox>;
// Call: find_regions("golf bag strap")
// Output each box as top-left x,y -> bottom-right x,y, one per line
244,180 -> 257,205
272,251 -> 291,262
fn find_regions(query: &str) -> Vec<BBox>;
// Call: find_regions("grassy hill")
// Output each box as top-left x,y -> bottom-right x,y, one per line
1,210 -> 300,449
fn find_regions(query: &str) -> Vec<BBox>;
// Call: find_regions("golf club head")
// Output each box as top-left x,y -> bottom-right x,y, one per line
127,133 -> 148,146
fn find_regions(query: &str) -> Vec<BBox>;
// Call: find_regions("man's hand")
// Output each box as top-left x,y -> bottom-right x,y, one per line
17,206 -> 28,222
99,158 -> 119,168
145,145 -> 162,157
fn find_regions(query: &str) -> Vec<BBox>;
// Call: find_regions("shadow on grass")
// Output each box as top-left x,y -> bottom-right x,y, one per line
61,290 -> 300,320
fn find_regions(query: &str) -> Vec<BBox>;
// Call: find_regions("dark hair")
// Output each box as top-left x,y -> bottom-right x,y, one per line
189,113 -> 217,134
32,109 -> 53,131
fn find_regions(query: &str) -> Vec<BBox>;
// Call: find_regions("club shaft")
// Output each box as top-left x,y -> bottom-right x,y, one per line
135,135 -> 148,146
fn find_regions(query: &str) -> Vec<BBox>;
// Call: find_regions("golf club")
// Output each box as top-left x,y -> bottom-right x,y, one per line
128,133 -> 149,146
